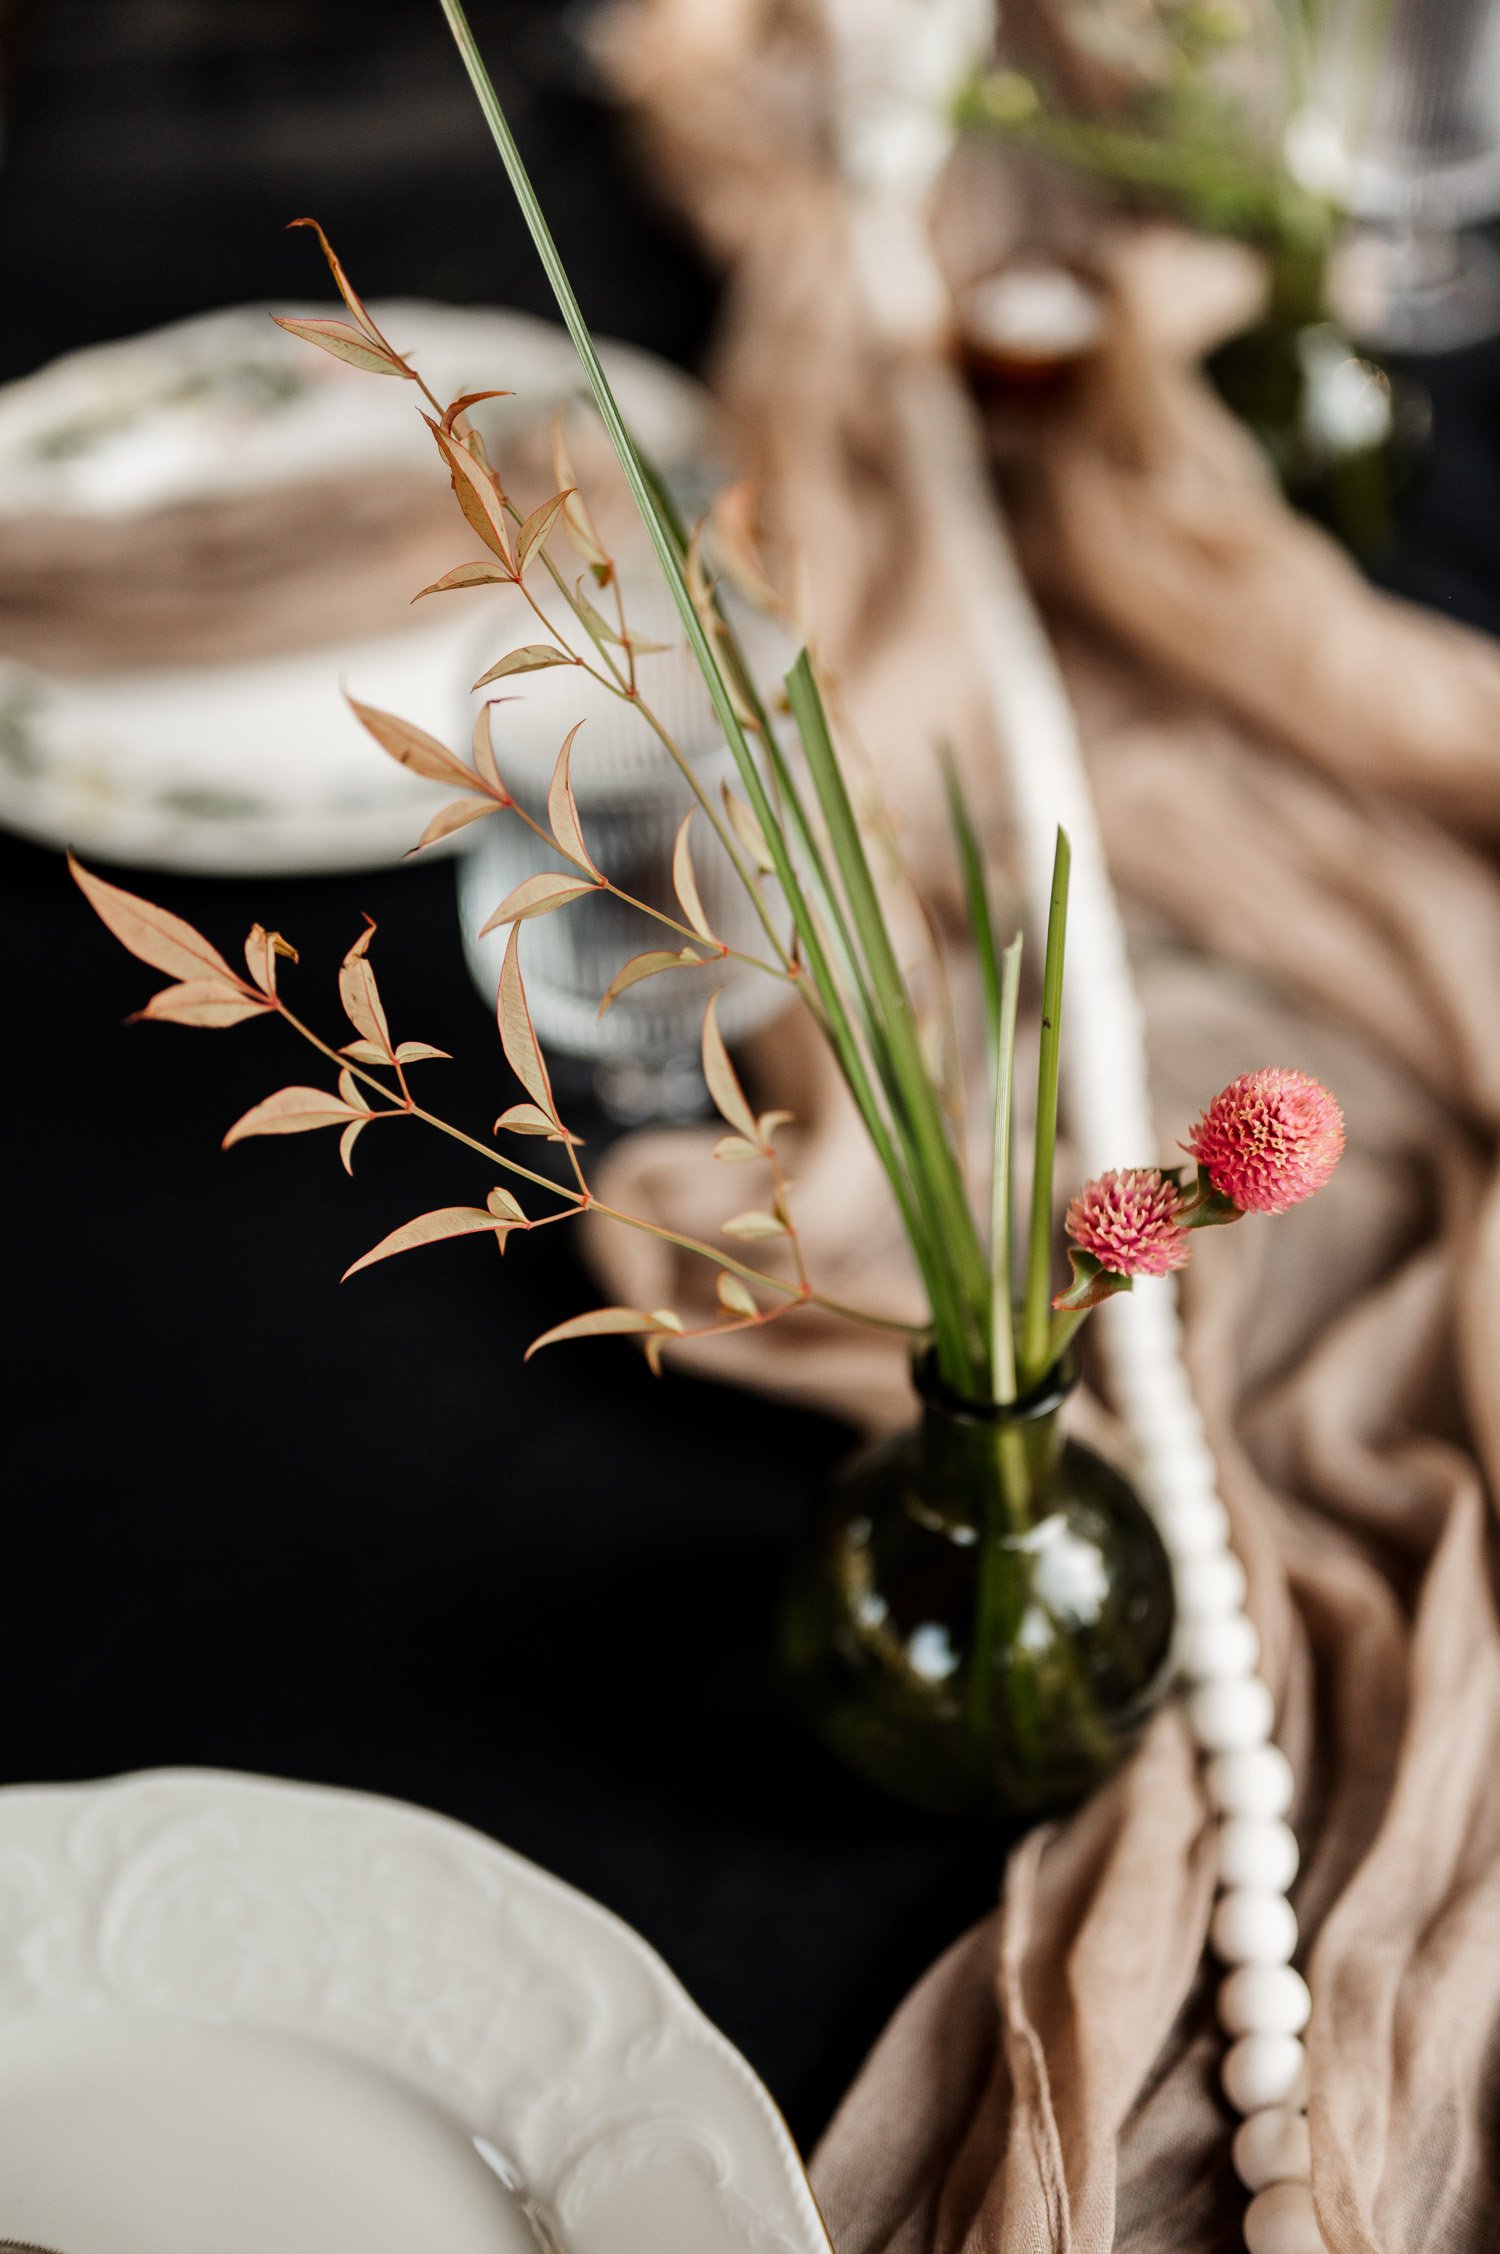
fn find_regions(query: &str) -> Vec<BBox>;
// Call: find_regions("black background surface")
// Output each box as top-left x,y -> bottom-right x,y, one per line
3,0 -> 1498,2154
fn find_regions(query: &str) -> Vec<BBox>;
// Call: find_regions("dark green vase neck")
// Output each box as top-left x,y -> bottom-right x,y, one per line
911,1357 -> 1074,1535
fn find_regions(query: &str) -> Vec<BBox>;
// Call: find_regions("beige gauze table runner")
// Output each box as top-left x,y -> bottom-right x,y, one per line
582,3 -> 1500,2249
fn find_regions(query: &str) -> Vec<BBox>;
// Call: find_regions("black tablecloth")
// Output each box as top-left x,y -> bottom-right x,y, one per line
3,0 -> 1499,2156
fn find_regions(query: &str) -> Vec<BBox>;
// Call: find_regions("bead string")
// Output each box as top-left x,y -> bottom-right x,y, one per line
1108,1293 -> 1323,2254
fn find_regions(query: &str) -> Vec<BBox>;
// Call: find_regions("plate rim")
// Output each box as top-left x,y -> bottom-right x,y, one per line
0,1763 -> 834,2254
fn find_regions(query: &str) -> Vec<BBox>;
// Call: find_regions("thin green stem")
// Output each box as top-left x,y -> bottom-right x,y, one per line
785,651 -> 991,1376
989,934 -> 1024,1405
1020,829 -> 1071,1388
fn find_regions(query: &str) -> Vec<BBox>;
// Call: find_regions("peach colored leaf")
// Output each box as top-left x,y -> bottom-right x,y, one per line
494,1102 -> 561,1137
671,813 -> 718,943
394,1040 -> 450,1064
343,1205 -> 512,1281
497,924 -> 559,1124
712,1134 -> 762,1164
516,490 -> 572,576
597,946 -> 703,1018
478,873 -> 597,935
347,696 -> 479,792
286,217 -> 385,342
571,582 -> 624,647
620,627 -> 670,656
70,855 -> 243,986
486,1185 -> 527,1223
414,561 -> 514,600
716,1273 -> 759,1318
340,1039 -> 387,1065
336,1069 -> 372,1112
412,797 -> 496,852
758,1108 -> 795,1140
471,704 -> 512,802
701,992 -> 760,1145
223,1086 -> 359,1147
271,315 -> 407,377
425,417 -> 513,565
546,724 -> 597,874
525,1306 -> 665,1360
721,785 -> 776,874
244,924 -> 296,996
473,643 -> 574,686
721,1209 -> 788,1240
133,980 -> 272,1029
709,480 -> 783,611
550,407 -> 612,576
441,389 -> 513,435
338,1118 -> 368,1176
339,926 -> 392,1056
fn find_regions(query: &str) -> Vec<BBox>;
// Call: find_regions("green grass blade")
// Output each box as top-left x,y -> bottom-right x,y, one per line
941,744 -> 1002,1064
1020,828 -> 1071,1385
989,932 -> 1024,1403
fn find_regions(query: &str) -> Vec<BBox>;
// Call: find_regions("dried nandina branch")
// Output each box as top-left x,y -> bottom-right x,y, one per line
223,1086 -> 366,1147
270,316 -> 411,378
597,948 -> 704,1017
551,406 -> 613,583
525,1306 -> 680,1360
545,724 -> 597,874
71,856 -> 258,995
338,923 -> 393,1059
671,814 -> 721,948
473,644 -> 575,683
700,993 -> 761,1148
496,925 -> 564,1134
423,415 -> 515,568
343,1190 -> 528,1280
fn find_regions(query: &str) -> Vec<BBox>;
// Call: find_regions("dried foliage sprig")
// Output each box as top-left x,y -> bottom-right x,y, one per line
73,4 -> 1346,1399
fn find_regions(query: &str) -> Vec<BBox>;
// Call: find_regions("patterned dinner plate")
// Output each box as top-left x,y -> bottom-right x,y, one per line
0,1770 -> 832,2254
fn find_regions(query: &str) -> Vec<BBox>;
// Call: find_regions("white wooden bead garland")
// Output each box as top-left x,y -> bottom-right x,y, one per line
1111,1294 -> 1325,2251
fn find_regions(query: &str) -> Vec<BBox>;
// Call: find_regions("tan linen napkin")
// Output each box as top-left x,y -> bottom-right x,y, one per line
0,471 -> 460,674
593,7 -> 1500,2248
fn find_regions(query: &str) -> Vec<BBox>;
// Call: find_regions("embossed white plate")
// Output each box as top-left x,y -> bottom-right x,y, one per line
0,1770 -> 832,2254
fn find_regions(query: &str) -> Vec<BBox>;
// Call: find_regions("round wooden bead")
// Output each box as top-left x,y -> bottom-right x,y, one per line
1178,1612 -> 1260,1683
1244,2179 -> 1325,2254
1219,1816 -> 1299,1894
1220,1963 -> 1312,2038
1221,2034 -> 1307,2113
1206,1744 -> 1295,1820
1190,1675 -> 1275,1753
1233,2106 -> 1312,2193
1156,1492 -> 1230,1556
1175,1550 -> 1248,1618
1211,1890 -> 1298,1965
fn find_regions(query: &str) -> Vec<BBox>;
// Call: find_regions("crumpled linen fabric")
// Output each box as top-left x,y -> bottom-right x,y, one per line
590,5 -> 1500,2249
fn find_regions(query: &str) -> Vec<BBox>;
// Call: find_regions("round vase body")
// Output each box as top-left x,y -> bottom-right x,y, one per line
781,1370 -> 1176,1820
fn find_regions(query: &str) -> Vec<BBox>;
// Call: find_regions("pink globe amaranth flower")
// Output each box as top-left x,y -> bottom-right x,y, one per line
1187,1068 -> 1345,1215
1064,1167 -> 1192,1279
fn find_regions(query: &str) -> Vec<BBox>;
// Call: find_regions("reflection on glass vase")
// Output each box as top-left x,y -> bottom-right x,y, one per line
781,1355 -> 1176,1821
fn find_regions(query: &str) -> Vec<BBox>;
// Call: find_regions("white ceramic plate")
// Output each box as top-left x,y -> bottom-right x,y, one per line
0,1769 -> 832,2254
0,303 -> 719,874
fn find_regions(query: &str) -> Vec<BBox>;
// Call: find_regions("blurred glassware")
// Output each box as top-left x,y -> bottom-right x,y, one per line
459,579 -> 793,1126
1294,0 -> 1500,350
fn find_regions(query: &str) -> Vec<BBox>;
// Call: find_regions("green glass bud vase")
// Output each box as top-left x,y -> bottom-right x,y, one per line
781,1355 -> 1176,1821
